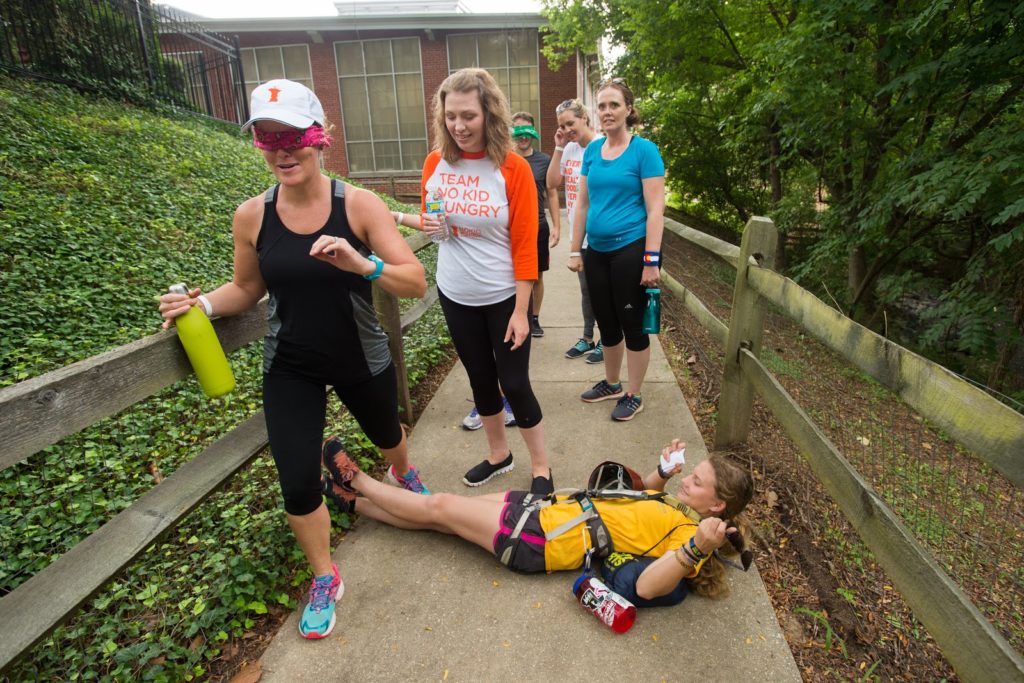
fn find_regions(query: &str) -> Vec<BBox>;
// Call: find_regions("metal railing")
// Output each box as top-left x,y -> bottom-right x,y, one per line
0,0 -> 247,123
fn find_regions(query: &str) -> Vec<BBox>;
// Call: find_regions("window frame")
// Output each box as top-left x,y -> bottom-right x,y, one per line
334,36 -> 428,174
240,44 -> 314,101
445,29 -> 541,139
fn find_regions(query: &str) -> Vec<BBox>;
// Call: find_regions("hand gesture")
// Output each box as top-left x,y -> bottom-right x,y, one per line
158,287 -> 201,330
549,229 -> 560,249
553,127 -> 565,149
567,254 -> 583,272
310,235 -> 369,275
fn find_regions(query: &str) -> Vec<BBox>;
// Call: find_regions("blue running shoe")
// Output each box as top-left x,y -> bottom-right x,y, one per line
462,403 -> 482,431
462,398 -> 516,430
502,396 -> 517,427
299,564 -> 343,639
611,392 -> 644,421
565,338 -> 596,359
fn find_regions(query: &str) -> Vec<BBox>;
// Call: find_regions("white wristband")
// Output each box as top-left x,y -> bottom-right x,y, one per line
395,212 -> 404,226
197,294 -> 213,317
554,146 -> 564,152
569,251 -> 582,257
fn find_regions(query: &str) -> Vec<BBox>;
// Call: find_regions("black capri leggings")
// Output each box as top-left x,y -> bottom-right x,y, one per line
439,289 -> 543,429
263,363 -> 403,516
584,237 -> 650,352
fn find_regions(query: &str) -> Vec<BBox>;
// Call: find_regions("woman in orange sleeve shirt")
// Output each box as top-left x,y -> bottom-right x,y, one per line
414,68 -> 554,494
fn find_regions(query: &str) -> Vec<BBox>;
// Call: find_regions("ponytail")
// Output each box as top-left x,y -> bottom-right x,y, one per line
689,513 -> 752,599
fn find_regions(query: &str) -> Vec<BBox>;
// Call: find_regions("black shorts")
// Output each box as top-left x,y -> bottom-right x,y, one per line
537,223 -> 550,272
493,491 -> 547,574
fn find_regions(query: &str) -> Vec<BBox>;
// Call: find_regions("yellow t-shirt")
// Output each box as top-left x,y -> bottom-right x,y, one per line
538,495 -> 702,572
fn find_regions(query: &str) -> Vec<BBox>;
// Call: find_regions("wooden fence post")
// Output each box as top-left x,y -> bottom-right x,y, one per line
714,216 -> 777,448
373,285 -> 414,423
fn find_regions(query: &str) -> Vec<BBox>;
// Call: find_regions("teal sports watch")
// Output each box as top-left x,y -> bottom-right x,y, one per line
364,254 -> 384,281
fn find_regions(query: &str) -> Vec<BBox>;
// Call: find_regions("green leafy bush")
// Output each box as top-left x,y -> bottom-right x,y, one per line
0,75 -> 449,681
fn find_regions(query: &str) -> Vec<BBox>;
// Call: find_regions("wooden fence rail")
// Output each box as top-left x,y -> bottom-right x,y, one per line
0,234 -> 437,673
661,215 -> 1024,683
5,215 -> 1023,680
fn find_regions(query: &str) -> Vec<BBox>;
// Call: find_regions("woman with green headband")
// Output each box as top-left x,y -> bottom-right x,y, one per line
511,111 -> 559,339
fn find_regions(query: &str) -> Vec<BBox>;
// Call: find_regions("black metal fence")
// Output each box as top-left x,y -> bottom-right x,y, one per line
0,0 -> 247,124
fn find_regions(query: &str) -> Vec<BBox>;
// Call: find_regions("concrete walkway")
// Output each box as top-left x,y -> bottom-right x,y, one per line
258,221 -> 801,682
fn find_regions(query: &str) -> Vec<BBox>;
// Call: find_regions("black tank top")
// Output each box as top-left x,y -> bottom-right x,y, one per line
257,180 -> 391,384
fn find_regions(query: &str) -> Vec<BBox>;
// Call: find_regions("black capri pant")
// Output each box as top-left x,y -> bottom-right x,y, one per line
263,363 -> 403,516
439,289 -> 543,429
584,236 -> 650,352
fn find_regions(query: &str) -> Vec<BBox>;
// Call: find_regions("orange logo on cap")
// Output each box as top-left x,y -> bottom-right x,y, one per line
267,87 -> 281,103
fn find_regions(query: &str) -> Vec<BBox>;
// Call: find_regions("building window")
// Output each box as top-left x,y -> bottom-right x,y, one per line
240,45 -> 313,103
335,37 -> 427,173
447,30 -> 540,135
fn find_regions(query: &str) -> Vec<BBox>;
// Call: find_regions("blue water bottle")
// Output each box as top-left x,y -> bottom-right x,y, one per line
642,288 -> 661,334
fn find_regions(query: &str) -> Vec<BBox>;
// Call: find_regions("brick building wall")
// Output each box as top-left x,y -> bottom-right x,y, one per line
169,26 -> 580,204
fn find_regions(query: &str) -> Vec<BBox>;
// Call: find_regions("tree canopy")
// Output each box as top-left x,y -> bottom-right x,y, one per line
542,0 -> 1024,395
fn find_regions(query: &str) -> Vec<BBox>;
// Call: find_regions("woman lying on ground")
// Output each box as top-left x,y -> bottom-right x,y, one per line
321,439 -> 753,605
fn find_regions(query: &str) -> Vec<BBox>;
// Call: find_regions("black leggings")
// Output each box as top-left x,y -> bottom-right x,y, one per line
263,363 -> 403,516
584,237 -> 650,352
439,289 -> 542,428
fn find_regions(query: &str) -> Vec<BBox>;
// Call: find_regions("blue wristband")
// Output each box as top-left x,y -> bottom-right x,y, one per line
364,255 -> 384,281
643,251 -> 661,267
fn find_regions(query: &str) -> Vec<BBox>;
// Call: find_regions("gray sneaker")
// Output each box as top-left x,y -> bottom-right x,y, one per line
580,379 -> 624,403
611,393 -> 644,421
585,341 -> 604,364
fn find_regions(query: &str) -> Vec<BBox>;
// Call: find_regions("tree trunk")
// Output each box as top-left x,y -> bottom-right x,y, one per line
987,273 -> 1024,392
847,245 -> 875,321
769,123 -> 786,271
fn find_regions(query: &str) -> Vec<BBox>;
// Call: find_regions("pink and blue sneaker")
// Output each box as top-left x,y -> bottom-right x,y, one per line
386,464 -> 431,494
299,563 -> 343,639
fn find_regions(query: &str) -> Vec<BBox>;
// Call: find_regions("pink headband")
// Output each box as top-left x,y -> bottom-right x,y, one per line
253,125 -> 333,151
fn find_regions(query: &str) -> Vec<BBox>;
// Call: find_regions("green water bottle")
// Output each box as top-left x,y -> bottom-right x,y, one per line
169,283 -> 235,398
642,288 -> 661,334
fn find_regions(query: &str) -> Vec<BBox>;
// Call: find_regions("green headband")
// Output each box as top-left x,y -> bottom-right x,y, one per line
512,124 -> 539,140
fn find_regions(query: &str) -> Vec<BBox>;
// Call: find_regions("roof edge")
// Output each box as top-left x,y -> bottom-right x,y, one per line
185,13 -> 546,33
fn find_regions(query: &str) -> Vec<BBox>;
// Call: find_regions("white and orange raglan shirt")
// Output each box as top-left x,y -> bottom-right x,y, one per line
422,149 -> 538,306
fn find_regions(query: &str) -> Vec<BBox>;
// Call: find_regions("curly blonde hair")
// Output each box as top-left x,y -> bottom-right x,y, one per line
432,68 -> 512,166
688,454 -> 754,599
